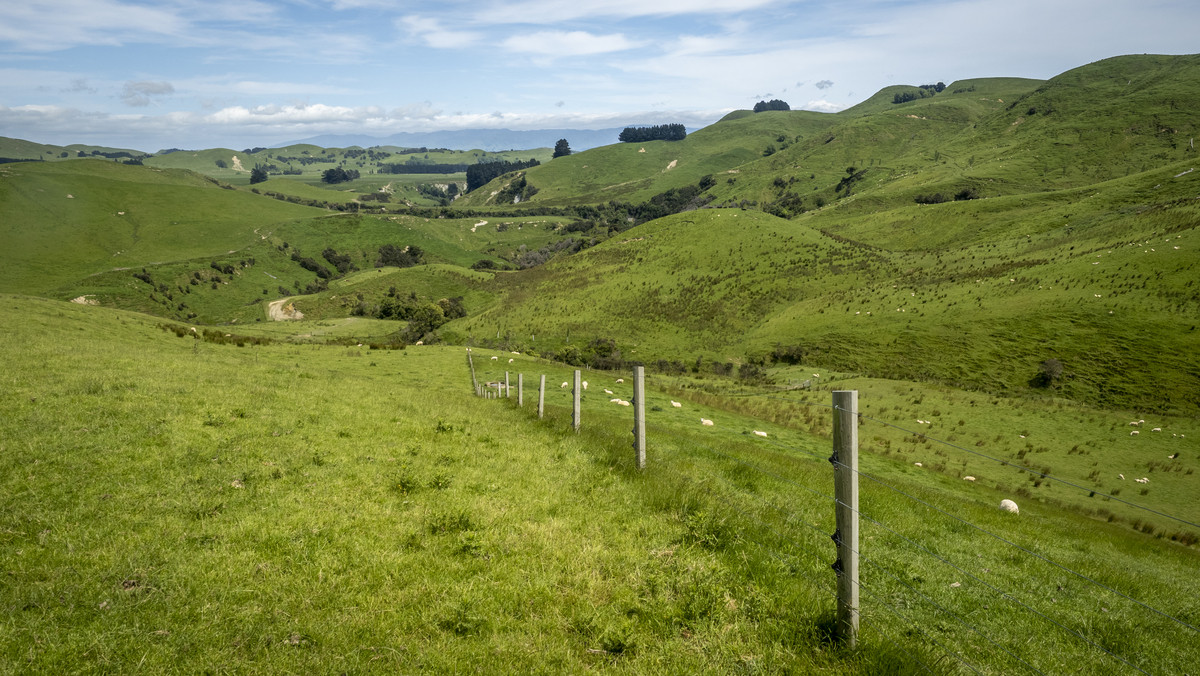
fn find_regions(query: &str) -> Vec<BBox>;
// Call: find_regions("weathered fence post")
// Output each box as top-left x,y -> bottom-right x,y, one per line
467,350 -> 477,393
518,373 -> 524,406
572,369 -> 581,432
505,371 -> 510,398
538,374 -> 545,419
831,390 -> 860,648
632,365 -> 645,470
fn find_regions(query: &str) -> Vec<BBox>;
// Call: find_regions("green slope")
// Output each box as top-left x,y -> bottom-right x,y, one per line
0,160 -> 323,295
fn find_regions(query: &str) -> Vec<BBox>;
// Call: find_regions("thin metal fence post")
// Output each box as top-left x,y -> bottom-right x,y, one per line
831,390 -> 860,648
572,370 -> 581,432
632,365 -> 645,469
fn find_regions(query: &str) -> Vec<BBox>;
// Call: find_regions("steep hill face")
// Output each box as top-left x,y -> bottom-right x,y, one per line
453,55 -> 1200,414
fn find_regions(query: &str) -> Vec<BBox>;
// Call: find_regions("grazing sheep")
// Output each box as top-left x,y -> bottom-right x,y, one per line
1131,430 -> 1139,436
491,356 -> 498,361
604,389 -> 613,395
618,400 -> 631,407
1151,427 -> 1162,432
700,418 -> 714,426
616,378 -> 624,383
508,358 -> 514,363
753,430 -> 768,437
610,398 -> 622,403
963,476 -> 976,481
670,401 -> 682,408
561,382 -> 568,388
1119,474 -> 1125,480
1136,477 -> 1150,484
1169,453 -> 1179,459
999,499 -> 1020,514
582,381 -> 588,390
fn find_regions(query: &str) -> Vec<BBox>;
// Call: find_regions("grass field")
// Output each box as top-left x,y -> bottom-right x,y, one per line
1,295 -> 1197,674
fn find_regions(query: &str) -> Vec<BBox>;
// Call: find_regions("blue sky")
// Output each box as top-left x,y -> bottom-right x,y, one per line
2,0 -> 1198,151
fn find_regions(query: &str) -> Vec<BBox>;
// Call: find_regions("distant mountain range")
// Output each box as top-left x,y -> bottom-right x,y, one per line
279,128 -> 633,152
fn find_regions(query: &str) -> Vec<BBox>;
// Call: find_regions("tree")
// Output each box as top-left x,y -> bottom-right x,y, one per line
553,139 -> 572,158
753,99 -> 791,113
249,165 -> 269,184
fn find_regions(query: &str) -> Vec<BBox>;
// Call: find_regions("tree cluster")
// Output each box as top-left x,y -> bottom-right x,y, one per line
892,82 -> 946,104
753,99 -> 791,113
378,162 -> 469,174
321,167 -> 361,184
618,124 -> 687,143
321,248 -> 356,275
375,243 -> 424,268
552,139 -> 572,158
465,158 -> 540,193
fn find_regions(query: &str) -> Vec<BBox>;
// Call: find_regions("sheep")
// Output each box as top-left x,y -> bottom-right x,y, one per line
700,418 -> 714,426
670,401 -> 682,408
1169,453 -> 1179,459
618,400 -> 631,407
1119,473 -> 1125,480
561,382 -> 568,388
914,462 -> 923,467
1135,477 -> 1149,484
1151,427 -> 1162,432
582,381 -> 588,390
508,358 -> 514,363
753,430 -> 768,437
490,356 -> 498,361
616,378 -> 624,383
1131,430 -> 1139,436
999,499 -> 1019,514
610,398 -> 622,403
963,476 -> 976,481
604,389 -> 614,395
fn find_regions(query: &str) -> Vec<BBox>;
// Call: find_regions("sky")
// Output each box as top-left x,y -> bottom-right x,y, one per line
1,0 -> 1198,151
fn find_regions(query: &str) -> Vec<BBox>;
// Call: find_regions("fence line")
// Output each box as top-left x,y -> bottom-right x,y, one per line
466,356 -> 1196,672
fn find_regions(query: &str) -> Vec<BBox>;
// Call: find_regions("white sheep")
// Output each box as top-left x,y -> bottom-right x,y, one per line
914,462 -> 923,467
618,400 -> 630,407
508,358 -> 514,363
963,476 -> 976,482
1135,477 -> 1149,484
1131,430 -> 1139,436
616,378 -> 624,383
1151,427 -> 1162,432
1119,473 -> 1125,480
604,389 -> 614,395
670,401 -> 682,408
999,499 -> 1019,514
610,398 -> 622,403
582,381 -> 588,390
561,382 -> 568,388
753,430 -> 768,437
490,356 -> 498,361
700,418 -> 714,426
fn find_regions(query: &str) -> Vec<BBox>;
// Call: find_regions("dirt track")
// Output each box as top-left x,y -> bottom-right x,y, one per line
267,298 -> 303,320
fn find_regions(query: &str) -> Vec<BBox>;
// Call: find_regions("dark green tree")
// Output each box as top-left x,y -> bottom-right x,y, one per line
249,165 -> 269,184
553,139 -> 572,158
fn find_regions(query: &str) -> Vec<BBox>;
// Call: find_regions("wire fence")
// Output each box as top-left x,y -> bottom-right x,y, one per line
467,353 -> 1200,674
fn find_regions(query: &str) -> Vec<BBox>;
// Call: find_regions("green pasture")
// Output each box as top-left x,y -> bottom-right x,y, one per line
1,295 -> 1196,674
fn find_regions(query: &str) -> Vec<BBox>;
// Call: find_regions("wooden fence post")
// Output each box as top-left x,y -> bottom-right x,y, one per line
538,375 -> 545,419
831,390 -> 860,648
505,371 -> 510,398
467,351 -> 477,393
518,373 -> 524,406
632,365 -> 646,469
572,369 -> 581,432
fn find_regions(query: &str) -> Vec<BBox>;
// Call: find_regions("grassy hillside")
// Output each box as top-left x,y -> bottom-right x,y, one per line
0,160 -> 322,295
1,295 -> 1197,673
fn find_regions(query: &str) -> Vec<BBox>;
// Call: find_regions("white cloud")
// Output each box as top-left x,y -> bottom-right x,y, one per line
121,81 -> 175,107
502,31 -> 640,57
399,15 -> 481,49
0,0 -> 187,51
802,99 -> 843,113
476,0 -> 779,24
